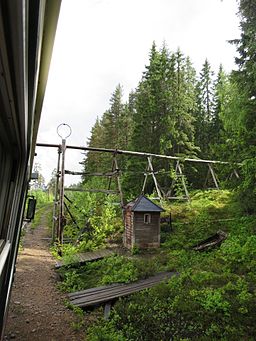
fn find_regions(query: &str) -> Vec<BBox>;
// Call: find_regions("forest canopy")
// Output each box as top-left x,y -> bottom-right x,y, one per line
82,0 -> 256,213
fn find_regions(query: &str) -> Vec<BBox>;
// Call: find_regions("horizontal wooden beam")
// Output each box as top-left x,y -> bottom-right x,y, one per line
36,142 -> 237,165
151,196 -> 189,201
64,188 -> 119,194
65,170 -> 118,177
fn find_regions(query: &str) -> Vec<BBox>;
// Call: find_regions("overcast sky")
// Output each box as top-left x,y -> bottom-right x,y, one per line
36,0 -> 241,186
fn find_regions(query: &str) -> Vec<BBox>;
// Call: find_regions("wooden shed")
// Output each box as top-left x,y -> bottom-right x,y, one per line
124,195 -> 164,249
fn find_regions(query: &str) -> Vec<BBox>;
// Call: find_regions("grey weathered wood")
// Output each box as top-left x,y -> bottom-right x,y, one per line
64,188 -> 118,194
233,169 -> 240,179
52,146 -> 61,243
114,156 -> 124,214
166,197 -> 189,200
104,302 -> 112,320
141,163 -> 150,194
193,230 -> 227,251
107,156 -> 116,192
68,272 -> 176,308
147,157 -> 163,201
167,161 -> 189,201
55,249 -> 115,268
176,161 -> 190,201
69,273 -> 172,301
208,163 -> 219,189
36,143 -> 234,165
59,139 -> 66,246
65,170 -> 118,177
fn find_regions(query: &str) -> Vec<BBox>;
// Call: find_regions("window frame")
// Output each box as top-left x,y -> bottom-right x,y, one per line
144,213 -> 151,224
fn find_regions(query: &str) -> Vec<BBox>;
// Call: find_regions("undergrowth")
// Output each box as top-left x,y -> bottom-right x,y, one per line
55,190 -> 256,340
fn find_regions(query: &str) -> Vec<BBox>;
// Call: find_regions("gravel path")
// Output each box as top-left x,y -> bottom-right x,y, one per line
5,208 -> 86,340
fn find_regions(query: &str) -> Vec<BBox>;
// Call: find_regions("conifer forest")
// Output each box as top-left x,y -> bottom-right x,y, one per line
37,1 -> 256,339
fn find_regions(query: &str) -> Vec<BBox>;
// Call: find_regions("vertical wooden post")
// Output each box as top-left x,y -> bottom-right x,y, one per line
52,145 -> 61,243
147,157 -> 163,201
141,163 -> 150,194
167,161 -> 189,201
58,138 -> 66,248
104,302 -> 112,320
107,156 -> 116,191
176,161 -> 190,200
233,169 -> 240,179
167,162 -> 178,197
204,167 -> 210,188
113,156 -> 124,219
208,163 -> 219,189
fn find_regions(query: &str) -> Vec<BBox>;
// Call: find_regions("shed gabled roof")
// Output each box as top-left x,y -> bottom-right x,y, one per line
128,195 -> 164,212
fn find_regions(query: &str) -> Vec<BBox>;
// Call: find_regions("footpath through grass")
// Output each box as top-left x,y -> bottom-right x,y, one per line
56,190 -> 256,340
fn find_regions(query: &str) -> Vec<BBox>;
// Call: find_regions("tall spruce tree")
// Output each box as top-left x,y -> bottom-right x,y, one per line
131,42 -> 168,154
229,0 -> 256,213
83,85 -> 130,179
102,84 -> 125,148
82,117 -> 110,183
210,65 -> 230,159
195,59 -> 215,158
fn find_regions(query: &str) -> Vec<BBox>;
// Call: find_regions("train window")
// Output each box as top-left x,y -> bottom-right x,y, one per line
0,142 -> 13,240
0,142 -> 6,235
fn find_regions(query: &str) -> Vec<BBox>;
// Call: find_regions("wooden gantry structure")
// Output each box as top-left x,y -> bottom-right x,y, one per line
36,141 -> 240,246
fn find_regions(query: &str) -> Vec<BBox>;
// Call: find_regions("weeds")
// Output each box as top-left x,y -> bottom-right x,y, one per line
82,190 -> 256,340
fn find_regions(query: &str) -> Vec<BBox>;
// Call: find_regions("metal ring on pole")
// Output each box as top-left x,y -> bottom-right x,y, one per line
57,123 -> 72,139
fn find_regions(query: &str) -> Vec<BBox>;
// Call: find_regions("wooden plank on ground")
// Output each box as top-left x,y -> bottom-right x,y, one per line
68,272 -> 176,308
55,249 -> 115,269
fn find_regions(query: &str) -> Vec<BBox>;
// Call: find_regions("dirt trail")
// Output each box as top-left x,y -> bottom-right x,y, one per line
5,207 -> 86,341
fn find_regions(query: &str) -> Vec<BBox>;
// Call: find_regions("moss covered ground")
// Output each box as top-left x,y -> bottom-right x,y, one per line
56,190 -> 256,340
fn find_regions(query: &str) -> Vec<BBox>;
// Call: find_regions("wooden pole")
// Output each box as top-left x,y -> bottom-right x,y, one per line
58,138 -> 66,248
65,170 -> 118,177
114,156 -> 125,219
147,157 -> 163,201
107,155 -> 116,191
52,146 -> 61,243
204,168 -> 211,188
141,163 -> 150,194
168,161 -> 179,198
64,188 -> 119,194
208,163 -> 219,189
36,142 -> 234,165
233,169 -> 240,179
176,161 -> 190,200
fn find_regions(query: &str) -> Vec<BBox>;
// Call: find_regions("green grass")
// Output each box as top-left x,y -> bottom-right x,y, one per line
56,189 -> 256,340
30,202 -> 52,229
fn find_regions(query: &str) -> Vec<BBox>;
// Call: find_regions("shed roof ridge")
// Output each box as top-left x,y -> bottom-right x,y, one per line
131,194 -> 145,211
131,194 -> 164,212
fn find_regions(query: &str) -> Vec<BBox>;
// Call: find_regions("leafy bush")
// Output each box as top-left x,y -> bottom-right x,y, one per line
58,270 -> 84,292
28,189 -> 52,207
99,256 -> 138,285
58,190 -> 256,339
87,320 -> 126,341
63,190 -> 122,247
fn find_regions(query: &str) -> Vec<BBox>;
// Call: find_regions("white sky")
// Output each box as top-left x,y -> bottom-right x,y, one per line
36,0 -> 241,186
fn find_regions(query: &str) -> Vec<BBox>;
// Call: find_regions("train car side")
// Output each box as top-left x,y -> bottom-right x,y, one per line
0,1 -> 61,337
